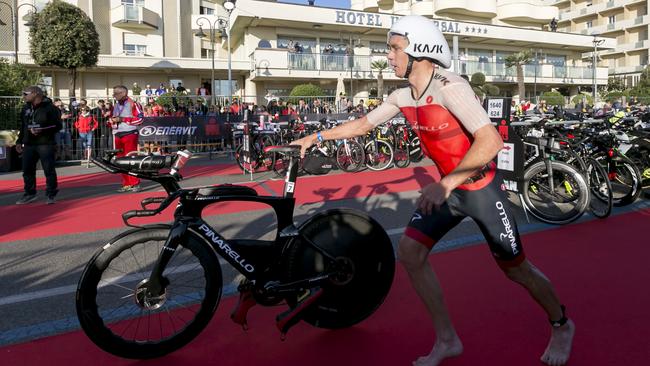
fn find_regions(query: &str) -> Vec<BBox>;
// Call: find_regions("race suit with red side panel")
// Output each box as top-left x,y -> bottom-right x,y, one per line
365,68 -> 524,267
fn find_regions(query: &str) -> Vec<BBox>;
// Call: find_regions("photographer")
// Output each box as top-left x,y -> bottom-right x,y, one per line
15,86 -> 61,205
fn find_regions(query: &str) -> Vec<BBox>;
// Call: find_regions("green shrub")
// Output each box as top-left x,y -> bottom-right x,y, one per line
540,91 -> 565,106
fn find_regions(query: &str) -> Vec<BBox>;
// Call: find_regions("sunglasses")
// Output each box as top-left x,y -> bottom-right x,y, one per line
22,91 -> 31,96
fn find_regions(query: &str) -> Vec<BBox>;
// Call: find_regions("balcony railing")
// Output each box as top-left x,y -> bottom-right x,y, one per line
111,4 -> 159,29
268,52 -> 605,82
286,53 -> 385,73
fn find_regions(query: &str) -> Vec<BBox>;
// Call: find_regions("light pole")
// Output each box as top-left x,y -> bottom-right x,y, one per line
0,1 -> 37,63
534,49 -> 538,104
592,34 -> 605,105
194,1 -> 234,113
338,35 -> 362,107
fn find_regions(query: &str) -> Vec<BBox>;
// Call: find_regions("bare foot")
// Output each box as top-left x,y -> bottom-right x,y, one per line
541,319 -> 575,366
413,338 -> 463,366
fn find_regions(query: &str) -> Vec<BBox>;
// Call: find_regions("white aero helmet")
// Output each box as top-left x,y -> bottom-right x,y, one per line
388,15 -> 451,70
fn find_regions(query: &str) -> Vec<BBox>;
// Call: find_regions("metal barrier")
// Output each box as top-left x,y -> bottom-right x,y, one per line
0,94 -> 384,163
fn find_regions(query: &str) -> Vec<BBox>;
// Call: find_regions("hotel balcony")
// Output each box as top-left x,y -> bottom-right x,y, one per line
249,49 -> 608,85
558,0 -> 635,22
249,49 -> 400,81
496,0 -> 558,24
111,4 -> 159,30
435,0 -> 497,19
579,15 -> 650,36
0,52 -> 250,71
461,60 -> 607,85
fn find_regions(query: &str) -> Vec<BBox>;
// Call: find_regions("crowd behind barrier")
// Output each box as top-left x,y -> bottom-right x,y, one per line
0,94 -> 380,163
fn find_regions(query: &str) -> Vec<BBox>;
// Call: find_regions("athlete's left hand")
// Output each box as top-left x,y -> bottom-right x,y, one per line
417,181 -> 453,215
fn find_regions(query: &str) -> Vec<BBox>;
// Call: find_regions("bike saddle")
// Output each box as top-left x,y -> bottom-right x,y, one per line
113,155 -> 174,172
264,145 -> 301,156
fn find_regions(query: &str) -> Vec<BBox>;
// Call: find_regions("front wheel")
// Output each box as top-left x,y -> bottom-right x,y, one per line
365,140 -> 394,171
76,227 -> 222,359
522,160 -> 589,225
284,209 -> 395,329
336,140 -> 365,172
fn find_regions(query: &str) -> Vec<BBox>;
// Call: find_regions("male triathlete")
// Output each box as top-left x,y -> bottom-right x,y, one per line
291,15 -> 574,366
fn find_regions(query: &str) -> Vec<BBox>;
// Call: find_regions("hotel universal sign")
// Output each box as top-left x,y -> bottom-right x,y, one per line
334,10 -> 490,35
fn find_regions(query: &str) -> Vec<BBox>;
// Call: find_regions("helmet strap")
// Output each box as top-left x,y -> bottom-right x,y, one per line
404,55 -> 415,79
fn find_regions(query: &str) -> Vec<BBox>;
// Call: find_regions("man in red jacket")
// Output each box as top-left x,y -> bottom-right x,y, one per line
110,85 -> 143,192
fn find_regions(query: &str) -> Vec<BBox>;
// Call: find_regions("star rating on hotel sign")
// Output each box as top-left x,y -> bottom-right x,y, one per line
465,26 -> 488,34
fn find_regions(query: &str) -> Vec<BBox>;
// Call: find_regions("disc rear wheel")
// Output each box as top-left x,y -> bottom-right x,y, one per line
285,210 -> 395,329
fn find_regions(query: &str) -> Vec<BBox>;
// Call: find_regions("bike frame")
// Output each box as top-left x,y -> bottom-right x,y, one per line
111,152 -> 339,297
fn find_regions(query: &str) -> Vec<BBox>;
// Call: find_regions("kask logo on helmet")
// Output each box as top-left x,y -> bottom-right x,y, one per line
413,44 -> 444,54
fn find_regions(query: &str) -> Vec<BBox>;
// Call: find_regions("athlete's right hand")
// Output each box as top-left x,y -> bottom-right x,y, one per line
15,144 -> 23,154
290,134 -> 316,158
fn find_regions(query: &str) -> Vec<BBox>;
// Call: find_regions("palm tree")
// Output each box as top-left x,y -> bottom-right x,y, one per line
505,50 -> 533,101
371,59 -> 389,100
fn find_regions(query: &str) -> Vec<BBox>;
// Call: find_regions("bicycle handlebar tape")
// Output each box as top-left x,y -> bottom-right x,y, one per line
140,197 -> 167,209
230,289 -> 257,331
92,158 -> 119,174
276,287 -> 324,339
122,210 -> 157,222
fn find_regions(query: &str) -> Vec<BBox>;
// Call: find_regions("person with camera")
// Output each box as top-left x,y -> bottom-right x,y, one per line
110,85 -> 143,192
15,86 -> 61,205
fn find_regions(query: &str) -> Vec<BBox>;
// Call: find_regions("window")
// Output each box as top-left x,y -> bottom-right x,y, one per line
278,37 -> 316,53
586,21 -> 592,28
546,55 -> 566,67
200,6 -> 214,15
201,48 -> 214,59
320,39 -> 348,54
124,44 -> 147,56
608,15 -> 616,24
369,41 -> 388,54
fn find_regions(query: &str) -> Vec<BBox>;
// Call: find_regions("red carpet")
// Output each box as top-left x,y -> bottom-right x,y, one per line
1,208 -> 649,365
0,163 -> 241,194
0,166 -> 439,242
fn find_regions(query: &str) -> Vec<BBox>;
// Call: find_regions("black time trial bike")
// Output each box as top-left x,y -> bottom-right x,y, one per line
75,146 -> 395,359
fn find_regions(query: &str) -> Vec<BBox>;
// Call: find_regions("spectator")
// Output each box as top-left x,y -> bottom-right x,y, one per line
15,86 -> 61,205
197,82 -> 210,97
110,85 -> 143,192
144,84 -> 155,104
337,93 -> 348,113
297,99 -> 310,114
550,18 -> 558,32
176,82 -> 187,94
312,99 -> 323,114
53,98 -> 73,160
323,43 -> 333,54
132,82 -> 142,97
288,40 -> 295,53
91,99 -> 108,156
75,105 -> 97,165
155,83 -> 166,96
230,99 -> 241,114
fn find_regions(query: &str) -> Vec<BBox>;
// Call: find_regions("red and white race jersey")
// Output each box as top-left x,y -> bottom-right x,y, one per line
366,68 -> 496,190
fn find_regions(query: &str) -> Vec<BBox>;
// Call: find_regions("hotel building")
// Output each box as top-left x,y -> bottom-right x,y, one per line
0,0 -> 617,103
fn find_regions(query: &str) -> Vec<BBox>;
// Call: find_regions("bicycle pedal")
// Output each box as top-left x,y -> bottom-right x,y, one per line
230,289 -> 257,329
276,287 -> 324,337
